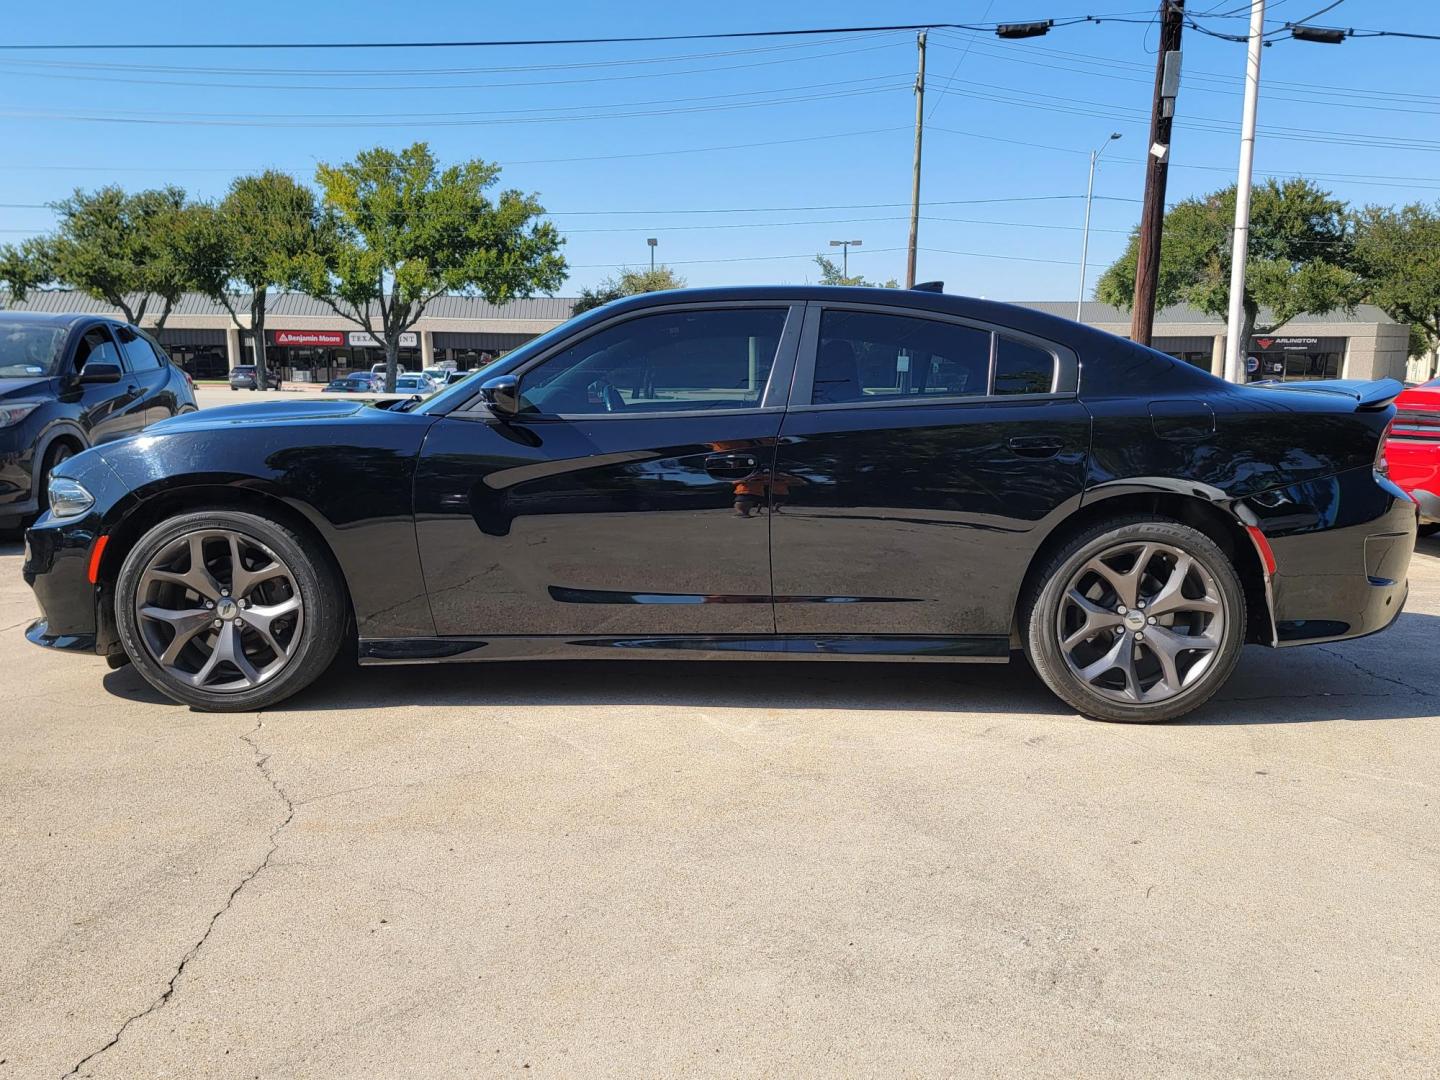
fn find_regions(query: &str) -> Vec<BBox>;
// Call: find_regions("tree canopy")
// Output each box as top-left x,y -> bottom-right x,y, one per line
0,238 -> 53,306
180,171 -> 325,388
304,142 -> 566,390
813,253 -> 898,288
571,266 -> 686,314
1351,201 -> 1440,363
1096,178 -> 1364,348
48,186 -> 197,328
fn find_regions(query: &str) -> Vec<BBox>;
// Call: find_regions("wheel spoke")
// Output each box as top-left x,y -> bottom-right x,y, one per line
139,604 -> 214,666
1061,589 -> 1123,651
212,622 -> 262,685
1078,635 -> 1127,684
1112,543 -> 1153,610
243,596 -> 301,660
228,533 -> 287,599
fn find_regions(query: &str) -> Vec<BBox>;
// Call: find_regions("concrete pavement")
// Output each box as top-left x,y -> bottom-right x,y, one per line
1,528 -> 1438,1079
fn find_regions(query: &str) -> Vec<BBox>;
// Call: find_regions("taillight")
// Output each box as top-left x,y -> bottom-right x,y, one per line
1391,409 -> 1440,442
1377,418 -> 1392,474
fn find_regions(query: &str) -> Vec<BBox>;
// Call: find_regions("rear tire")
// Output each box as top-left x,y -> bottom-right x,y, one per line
1022,516 -> 1246,723
114,510 -> 346,712
1420,522 -> 1439,538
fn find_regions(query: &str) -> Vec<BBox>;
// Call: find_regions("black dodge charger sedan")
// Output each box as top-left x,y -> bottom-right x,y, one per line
1,312 -> 196,532
22,287 -> 1416,722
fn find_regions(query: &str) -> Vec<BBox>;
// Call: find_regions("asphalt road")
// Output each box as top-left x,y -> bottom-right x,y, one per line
2,450 -> 1438,1075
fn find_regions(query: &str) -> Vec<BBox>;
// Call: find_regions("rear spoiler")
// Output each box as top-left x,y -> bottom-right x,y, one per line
1250,378 -> 1404,411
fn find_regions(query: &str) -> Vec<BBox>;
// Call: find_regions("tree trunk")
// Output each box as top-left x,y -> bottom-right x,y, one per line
1240,304 -> 1258,382
385,337 -> 399,394
253,296 -> 267,391
154,297 -> 174,332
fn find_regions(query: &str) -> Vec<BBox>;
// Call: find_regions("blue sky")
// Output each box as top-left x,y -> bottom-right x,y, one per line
1,1 -> 1436,301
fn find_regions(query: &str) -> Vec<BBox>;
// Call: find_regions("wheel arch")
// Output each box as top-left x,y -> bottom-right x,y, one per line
96,484 -> 357,643
1015,483 -> 1272,645
30,420 -> 89,489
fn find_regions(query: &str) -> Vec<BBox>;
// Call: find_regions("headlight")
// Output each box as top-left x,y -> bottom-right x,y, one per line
47,476 -> 94,519
0,400 -> 43,428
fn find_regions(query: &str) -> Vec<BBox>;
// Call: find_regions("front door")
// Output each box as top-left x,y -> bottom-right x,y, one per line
69,325 -> 145,444
414,303 -> 802,637
770,304 -> 1091,644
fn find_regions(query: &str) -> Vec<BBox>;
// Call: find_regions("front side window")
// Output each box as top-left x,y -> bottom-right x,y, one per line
812,310 -> 991,405
518,308 -> 788,416
74,328 -> 122,375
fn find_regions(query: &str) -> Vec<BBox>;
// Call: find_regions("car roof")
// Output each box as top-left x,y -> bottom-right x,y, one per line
0,310 -> 121,329
591,285 -> 1132,349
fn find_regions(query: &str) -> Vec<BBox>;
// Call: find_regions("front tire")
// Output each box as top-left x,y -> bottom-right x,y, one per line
35,441 -> 75,516
1022,517 -> 1246,723
114,510 -> 346,711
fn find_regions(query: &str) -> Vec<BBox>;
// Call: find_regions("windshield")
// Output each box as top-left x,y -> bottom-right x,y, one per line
0,323 -> 68,378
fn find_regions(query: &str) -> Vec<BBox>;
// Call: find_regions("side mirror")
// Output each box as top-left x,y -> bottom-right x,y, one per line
479,375 -> 520,417
79,360 -> 123,385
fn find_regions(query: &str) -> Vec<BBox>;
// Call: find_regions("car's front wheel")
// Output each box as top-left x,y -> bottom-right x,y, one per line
1023,517 -> 1246,723
114,510 -> 347,711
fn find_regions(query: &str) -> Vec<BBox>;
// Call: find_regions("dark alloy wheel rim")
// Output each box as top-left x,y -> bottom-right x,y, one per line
1056,540 -> 1226,705
135,529 -> 304,692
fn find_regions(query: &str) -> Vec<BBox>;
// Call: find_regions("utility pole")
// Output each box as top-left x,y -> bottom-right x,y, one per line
906,30 -> 927,289
1223,0 -> 1265,383
1130,0 -> 1185,346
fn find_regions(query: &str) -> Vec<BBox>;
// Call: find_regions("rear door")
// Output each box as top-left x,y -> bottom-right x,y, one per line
770,302 -> 1091,645
413,302 -> 802,637
113,324 -> 174,425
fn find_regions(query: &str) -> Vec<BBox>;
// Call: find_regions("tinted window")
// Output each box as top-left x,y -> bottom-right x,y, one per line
115,325 -> 161,371
813,310 -> 991,405
994,337 -> 1056,395
520,308 -> 787,416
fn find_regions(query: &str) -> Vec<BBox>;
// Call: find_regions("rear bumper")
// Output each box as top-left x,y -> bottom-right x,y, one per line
1247,466 -> 1416,647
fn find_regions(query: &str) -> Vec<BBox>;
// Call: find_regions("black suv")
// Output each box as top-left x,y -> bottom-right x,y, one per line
0,312 -> 196,531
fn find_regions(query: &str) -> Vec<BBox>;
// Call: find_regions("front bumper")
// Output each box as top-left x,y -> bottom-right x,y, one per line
1247,466 -> 1416,647
22,451 -> 132,657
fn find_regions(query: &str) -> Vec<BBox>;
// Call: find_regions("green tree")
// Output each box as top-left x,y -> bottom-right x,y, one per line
304,143 -> 566,392
1096,178 -> 1363,352
813,253 -> 898,288
49,186 -> 196,329
1352,201 -> 1440,377
571,266 -> 686,315
180,171 -> 325,390
0,237 -> 53,306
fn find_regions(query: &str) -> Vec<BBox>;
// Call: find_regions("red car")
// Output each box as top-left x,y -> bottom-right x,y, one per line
1388,376 -> 1440,537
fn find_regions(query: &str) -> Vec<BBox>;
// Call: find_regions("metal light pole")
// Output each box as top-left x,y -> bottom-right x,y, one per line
646,237 -> 657,273
1076,133 -> 1122,323
829,239 -> 863,278
1223,0 -> 1265,384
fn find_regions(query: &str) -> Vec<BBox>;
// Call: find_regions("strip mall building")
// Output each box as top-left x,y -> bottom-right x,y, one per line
2,289 -> 1423,384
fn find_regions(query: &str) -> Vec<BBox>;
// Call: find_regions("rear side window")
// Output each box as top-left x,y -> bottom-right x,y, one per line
115,325 -> 162,371
813,310 -> 991,404
994,336 -> 1056,395
520,307 -> 788,416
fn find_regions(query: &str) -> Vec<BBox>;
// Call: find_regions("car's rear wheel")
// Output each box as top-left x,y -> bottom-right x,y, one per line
1023,517 -> 1246,723
1420,522 -> 1439,538
114,510 -> 346,711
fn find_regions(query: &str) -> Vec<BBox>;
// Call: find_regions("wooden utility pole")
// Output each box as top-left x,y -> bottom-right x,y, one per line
906,30 -> 927,289
1130,0 -> 1185,346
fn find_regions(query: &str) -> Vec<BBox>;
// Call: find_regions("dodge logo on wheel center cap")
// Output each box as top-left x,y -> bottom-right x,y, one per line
215,598 -> 239,621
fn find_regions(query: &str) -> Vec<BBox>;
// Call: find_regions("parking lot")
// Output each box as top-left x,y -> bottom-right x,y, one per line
2,412 -> 1439,1076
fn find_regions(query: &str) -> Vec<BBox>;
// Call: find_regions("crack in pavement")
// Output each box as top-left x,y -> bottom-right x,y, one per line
1316,645 -> 1436,699
60,720 -> 294,1079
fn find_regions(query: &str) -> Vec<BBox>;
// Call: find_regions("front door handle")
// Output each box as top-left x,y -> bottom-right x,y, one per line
704,451 -> 761,477
1007,436 -> 1064,459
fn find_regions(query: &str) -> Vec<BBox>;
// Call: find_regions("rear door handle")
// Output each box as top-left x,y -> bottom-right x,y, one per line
704,451 -> 761,477
1007,436 -> 1064,458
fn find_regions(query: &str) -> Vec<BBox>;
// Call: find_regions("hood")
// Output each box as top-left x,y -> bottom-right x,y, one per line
0,376 -> 57,400
145,398 -> 376,433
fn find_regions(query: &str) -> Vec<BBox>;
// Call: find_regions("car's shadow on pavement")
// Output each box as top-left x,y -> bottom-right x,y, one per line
100,610 -> 1440,727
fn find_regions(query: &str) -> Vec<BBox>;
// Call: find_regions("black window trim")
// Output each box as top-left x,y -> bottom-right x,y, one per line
458,300 -> 805,422
788,301 -> 1079,413
73,320 -> 129,375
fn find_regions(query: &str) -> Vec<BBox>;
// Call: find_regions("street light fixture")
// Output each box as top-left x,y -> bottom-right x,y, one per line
829,238 -> 863,278
646,237 -> 658,273
1076,133 -> 1122,322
